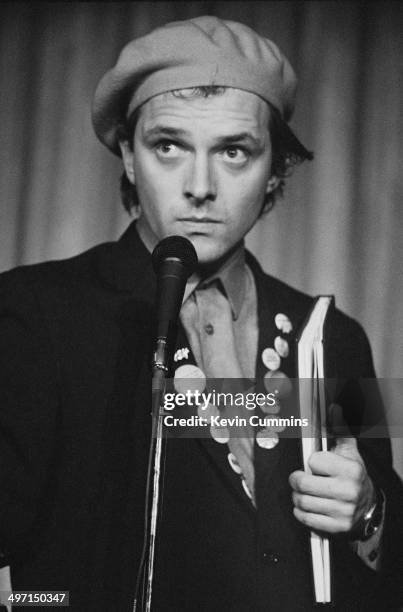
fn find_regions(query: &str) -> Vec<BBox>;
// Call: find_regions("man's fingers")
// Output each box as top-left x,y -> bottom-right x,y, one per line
293,507 -> 353,534
289,470 -> 337,499
292,491 -> 353,518
289,469 -> 359,503
307,450 -> 364,480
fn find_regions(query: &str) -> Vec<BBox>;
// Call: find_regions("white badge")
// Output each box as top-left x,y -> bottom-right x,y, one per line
256,429 -> 279,449
274,336 -> 289,358
227,452 -> 242,475
174,347 -> 190,362
174,364 -> 206,394
263,370 -> 293,399
274,313 -> 293,334
198,402 -> 219,421
210,425 -> 229,444
261,347 -> 281,371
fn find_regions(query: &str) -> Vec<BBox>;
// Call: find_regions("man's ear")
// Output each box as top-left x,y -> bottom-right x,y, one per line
118,141 -> 136,185
266,174 -> 280,194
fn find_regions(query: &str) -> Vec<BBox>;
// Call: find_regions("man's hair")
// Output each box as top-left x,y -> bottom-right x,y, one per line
117,86 -> 313,216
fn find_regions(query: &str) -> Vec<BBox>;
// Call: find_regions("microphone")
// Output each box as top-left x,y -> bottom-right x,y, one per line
151,235 -> 198,374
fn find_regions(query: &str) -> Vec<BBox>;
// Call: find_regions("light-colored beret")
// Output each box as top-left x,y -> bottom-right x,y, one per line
92,15 -> 297,156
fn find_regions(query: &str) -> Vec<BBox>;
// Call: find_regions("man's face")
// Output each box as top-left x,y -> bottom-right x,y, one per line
120,88 -> 275,266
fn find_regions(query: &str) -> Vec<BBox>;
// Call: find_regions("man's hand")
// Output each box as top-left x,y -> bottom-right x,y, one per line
289,437 -> 376,535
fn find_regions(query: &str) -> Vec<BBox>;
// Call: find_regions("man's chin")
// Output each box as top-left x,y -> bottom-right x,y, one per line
185,238 -> 220,264
187,237 -> 240,268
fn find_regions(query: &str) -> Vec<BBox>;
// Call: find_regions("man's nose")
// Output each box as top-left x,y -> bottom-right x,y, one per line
184,154 -> 216,204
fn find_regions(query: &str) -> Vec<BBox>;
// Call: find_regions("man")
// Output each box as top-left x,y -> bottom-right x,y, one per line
0,16 -> 402,612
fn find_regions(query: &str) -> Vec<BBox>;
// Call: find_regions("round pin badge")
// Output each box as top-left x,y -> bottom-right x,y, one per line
198,402 -> 219,421
270,422 -> 287,433
227,452 -> 242,475
274,313 -> 293,334
274,336 -> 289,358
261,347 -> 281,371
174,364 -> 206,394
263,370 -> 293,398
258,422 -> 286,436
210,425 -> 230,444
261,397 -> 281,415
256,429 -> 279,450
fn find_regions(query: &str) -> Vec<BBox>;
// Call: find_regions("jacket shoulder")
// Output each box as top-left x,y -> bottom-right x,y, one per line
0,241 -> 114,294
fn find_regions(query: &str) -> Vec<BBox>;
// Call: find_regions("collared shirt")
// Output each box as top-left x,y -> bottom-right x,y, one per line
180,243 -> 257,500
181,243 -> 258,379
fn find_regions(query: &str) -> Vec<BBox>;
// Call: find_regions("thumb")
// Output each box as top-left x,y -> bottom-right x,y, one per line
328,402 -> 359,459
333,434 -> 359,460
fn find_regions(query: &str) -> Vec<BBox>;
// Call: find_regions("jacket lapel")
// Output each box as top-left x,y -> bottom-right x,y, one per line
247,254 -> 313,503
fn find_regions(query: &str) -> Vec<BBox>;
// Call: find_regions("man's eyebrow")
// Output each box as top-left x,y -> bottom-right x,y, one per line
142,126 -> 263,148
214,132 -> 263,147
142,125 -> 188,139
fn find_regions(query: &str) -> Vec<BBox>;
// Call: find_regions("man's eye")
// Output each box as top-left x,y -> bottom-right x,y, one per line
155,141 -> 180,156
222,147 -> 249,163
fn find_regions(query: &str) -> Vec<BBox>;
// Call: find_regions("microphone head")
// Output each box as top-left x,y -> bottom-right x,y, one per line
152,235 -> 198,277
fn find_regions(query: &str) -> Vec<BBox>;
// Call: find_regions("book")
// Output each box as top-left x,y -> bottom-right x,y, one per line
297,295 -> 334,604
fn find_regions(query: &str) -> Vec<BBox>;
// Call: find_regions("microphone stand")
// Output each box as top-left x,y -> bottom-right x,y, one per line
133,338 -> 169,612
145,341 -> 168,612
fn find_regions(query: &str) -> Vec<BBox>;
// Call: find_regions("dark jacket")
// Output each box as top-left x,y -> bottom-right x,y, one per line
0,222 -> 402,611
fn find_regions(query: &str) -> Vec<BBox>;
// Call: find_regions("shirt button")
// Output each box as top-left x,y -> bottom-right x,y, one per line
262,551 -> 280,565
204,323 -> 214,335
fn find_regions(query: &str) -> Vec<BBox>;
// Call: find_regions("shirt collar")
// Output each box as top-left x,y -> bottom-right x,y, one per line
183,242 -> 247,320
126,221 -> 247,320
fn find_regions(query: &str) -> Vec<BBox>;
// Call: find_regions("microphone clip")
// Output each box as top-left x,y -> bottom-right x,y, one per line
152,337 -> 169,373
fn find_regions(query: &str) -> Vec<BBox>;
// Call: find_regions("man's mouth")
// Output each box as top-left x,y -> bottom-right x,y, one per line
178,217 -> 221,223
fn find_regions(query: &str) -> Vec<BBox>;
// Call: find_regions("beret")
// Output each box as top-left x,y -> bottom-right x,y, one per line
92,15 -> 297,156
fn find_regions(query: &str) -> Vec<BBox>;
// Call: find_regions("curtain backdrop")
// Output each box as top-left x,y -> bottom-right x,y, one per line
0,2 -> 402,465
